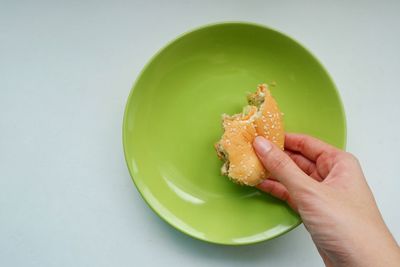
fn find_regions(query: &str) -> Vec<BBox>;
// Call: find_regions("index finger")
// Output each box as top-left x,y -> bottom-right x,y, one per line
285,133 -> 339,161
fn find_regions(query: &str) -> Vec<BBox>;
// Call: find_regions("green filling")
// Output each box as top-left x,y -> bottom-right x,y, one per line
247,92 -> 265,107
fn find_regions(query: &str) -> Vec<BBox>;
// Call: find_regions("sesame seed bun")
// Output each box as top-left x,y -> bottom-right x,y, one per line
215,84 -> 285,186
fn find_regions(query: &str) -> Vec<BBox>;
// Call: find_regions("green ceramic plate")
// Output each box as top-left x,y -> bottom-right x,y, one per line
123,22 -> 346,245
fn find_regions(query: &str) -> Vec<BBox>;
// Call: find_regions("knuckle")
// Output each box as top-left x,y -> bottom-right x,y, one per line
280,190 -> 290,202
316,151 -> 335,167
316,151 -> 330,163
339,151 -> 359,164
268,153 -> 291,173
293,183 -> 319,203
305,161 -> 316,175
265,181 -> 275,194
296,136 -> 307,152
346,152 -> 358,161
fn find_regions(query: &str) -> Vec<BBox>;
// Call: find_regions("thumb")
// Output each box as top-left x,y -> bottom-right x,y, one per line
253,136 -> 315,193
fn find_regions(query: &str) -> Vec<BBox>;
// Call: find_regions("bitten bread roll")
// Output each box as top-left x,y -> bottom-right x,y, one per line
215,84 -> 285,186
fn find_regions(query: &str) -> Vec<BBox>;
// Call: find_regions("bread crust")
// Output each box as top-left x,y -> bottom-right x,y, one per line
215,84 -> 284,186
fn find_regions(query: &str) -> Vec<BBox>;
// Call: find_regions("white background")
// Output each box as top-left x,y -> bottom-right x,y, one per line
1,1 -> 399,266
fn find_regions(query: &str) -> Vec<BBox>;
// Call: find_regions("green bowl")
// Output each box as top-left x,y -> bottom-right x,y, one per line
123,22 -> 346,245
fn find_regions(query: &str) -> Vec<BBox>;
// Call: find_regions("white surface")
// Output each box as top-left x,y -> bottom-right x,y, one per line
1,1 -> 399,266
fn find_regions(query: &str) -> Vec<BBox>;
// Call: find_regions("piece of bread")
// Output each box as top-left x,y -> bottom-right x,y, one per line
215,84 -> 285,186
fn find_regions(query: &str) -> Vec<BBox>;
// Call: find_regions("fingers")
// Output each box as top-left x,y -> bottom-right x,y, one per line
257,179 -> 290,201
253,136 -> 316,193
256,179 -> 297,210
285,133 -> 339,162
285,150 -> 323,181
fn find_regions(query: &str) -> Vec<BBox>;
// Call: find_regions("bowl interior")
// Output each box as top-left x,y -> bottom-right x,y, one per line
123,23 -> 346,245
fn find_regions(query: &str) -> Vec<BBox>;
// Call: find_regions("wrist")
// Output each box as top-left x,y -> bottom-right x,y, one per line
348,228 -> 400,267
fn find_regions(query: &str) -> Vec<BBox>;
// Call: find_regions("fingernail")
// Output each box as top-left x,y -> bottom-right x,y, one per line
254,136 -> 272,155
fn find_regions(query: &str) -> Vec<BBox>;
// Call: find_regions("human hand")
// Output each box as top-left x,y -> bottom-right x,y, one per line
253,134 -> 400,267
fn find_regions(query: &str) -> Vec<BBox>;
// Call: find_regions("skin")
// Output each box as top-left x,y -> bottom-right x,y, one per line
253,134 -> 400,267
